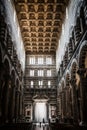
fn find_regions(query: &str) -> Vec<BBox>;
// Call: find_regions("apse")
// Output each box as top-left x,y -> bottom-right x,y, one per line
35,102 -> 47,123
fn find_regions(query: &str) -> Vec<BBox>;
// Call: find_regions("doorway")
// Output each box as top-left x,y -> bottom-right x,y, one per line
34,102 -> 47,123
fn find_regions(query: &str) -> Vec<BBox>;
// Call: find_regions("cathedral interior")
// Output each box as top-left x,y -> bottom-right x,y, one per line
0,0 -> 87,129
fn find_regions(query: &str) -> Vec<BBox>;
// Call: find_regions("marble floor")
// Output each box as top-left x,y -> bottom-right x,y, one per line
32,123 -> 51,130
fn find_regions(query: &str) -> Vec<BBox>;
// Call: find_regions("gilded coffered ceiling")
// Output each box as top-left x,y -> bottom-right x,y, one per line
14,0 -> 69,54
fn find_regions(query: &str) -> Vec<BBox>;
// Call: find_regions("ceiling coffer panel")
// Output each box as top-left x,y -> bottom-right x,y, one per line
14,0 -> 69,53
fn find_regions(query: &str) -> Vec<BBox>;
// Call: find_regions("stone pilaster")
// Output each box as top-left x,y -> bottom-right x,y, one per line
15,88 -> 20,122
12,86 -> 16,122
3,78 -> 11,123
70,80 -> 78,123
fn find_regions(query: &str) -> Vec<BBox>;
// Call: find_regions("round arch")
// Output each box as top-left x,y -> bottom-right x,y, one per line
3,55 -> 11,75
70,59 -> 82,122
78,40 -> 87,68
1,57 -> 11,123
3,58 -> 10,75
71,59 -> 79,81
78,40 -> 87,123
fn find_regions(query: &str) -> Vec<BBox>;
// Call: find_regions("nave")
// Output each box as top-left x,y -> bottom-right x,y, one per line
0,0 -> 87,128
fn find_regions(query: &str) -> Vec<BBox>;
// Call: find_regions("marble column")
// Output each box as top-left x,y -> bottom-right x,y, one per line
2,77 -> 11,123
15,88 -> 20,122
19,93 -> 23,117
77,69 -> 87,123
12,86 -> 16,122
70,80 -> 78,123
65,88 -> 68,118
61,91 -> 65,119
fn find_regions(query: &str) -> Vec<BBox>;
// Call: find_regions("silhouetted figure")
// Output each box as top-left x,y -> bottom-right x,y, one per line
40,122 -> 41,127
56,117 -> 59,123
43,118 -> 45,123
